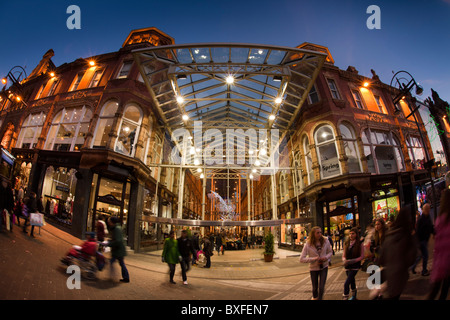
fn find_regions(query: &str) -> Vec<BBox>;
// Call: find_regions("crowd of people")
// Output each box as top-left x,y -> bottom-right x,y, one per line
0,177 -> 45,238
300,192 -> 450,300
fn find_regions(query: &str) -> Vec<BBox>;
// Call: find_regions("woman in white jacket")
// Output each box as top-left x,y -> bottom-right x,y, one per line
300,226 -> 333,300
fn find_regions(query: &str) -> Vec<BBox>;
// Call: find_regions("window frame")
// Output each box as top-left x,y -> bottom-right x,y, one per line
326,78 -> 341,100
314,125 -> 342,179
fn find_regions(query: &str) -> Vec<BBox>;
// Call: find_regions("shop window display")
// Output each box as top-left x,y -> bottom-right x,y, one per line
42,166 -> 78,225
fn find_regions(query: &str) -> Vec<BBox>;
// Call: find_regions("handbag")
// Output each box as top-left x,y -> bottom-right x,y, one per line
30,212 -> 44,227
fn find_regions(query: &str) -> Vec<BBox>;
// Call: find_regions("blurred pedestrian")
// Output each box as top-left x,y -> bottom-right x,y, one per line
23,192 -> 38,237
162,230 -> 181,284
202,234 -> 213,268
178,229 -> 195,285
411,203 -> 434,276
342,227 -> 364,300
215,232 -> 223,255
427,189 -> 450,300
0,177 -> 15,232
300,226 -> 333,300
107,217 -> 129,283
192,232 -> 200,266
371,218 -> 386,265
379,205 -> 417,300
96,214 -> 108,242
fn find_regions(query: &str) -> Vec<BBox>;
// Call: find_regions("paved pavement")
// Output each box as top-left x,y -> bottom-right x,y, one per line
0,219 -> 444,309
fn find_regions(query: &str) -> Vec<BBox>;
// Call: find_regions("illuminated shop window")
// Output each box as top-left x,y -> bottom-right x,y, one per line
45,106 -> 92,151
17,112 -> 46,149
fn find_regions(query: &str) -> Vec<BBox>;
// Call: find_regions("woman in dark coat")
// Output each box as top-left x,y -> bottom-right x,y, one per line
379,205 -> 417,299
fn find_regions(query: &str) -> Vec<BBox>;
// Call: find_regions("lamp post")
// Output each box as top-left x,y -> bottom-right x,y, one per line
1,66 -> 28,111
390,71 -> 437,220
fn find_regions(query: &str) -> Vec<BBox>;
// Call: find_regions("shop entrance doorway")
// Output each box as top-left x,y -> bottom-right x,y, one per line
87,174 -> 131,237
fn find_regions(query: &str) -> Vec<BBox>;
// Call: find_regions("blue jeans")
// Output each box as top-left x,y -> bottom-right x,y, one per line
344,269 -> 359,295
110,256 -> 129,281
412,240 -> 429,274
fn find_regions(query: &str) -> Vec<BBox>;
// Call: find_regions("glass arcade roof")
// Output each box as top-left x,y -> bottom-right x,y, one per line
132,43 -> 327,179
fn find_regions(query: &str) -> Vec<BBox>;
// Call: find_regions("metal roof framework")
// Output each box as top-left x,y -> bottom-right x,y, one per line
132,43 -> 327,180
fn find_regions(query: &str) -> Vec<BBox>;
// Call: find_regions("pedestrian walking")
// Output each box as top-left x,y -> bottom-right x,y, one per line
107,217 -> 130,283
0,177 -> 15,232
342,227 -> 364,300
215,232 -> 223,255
427,189 -> 450,300
411,203 -> 434,276
162,230 -> 181,284
378,205 -> 417,300
370,218 -> 386,265
202,234 -> 213,268
96,214 -> 108,242
192,232 -> 200,266
23,192 -> 38,237
300,226 -> 333,300
178,229 -> 195,285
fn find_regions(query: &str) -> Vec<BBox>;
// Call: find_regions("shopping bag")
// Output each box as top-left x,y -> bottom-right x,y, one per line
30,212 -> 44,227
5,210 -> 10,231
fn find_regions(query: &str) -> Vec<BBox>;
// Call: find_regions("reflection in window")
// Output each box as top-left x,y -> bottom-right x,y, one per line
339,123 -> 362,173
17,112 -> 46,149
314,125 -> 341,179
115,104 -> 142,157
45,106 -> 92,151
407,136 -> 425,170
92,101 -> 119,148
362,129 -> 405,174
303,136 -> 315,185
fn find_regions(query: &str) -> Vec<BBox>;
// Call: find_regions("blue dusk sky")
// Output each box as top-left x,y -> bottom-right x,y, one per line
1,0 -> 449,104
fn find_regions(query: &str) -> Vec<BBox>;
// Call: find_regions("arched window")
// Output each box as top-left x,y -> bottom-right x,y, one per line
45,106 -> 92,151
339,123 -> 362,173
115,104 -> 142,157
92,100 -> 119,148
17,112 -> 46,149
303,136 -> 315,185
314,125 -> 341,179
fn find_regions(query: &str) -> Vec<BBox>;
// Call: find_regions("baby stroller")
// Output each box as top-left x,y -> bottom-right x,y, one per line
196,250 -> 206,267
60,232 -> 106,280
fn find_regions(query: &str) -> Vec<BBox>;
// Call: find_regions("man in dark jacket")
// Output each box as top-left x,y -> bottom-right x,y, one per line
178,230 -> 195,284
203,235 -> 213,268
107,217 -> 130,283
411,203 -> 434,276
0,177 -> 15,232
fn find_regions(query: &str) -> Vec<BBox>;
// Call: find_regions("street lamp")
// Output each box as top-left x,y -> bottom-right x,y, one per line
390,70 -> 423,108
1,66 -> 28,110
390,71 -> 437,219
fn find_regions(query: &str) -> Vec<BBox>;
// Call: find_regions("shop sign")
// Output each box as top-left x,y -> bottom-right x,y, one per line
321,157 -> 340,177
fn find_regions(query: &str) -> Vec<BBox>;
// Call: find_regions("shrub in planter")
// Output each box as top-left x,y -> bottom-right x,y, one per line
263,232 -> 275,262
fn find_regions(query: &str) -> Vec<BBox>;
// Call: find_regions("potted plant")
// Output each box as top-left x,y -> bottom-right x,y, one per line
263,231 -> 275,262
